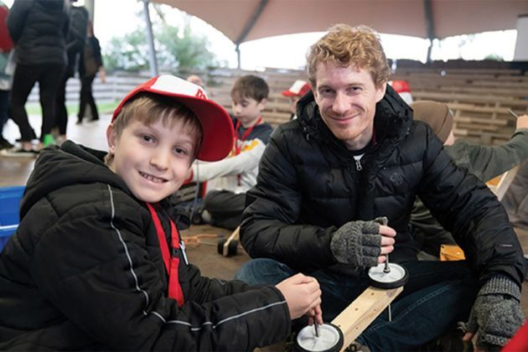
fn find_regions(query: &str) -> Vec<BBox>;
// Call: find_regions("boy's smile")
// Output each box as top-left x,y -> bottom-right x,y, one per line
107,119 -> 198,203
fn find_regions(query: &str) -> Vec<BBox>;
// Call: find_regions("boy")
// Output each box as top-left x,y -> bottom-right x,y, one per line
0,75 -> 322,351
187,75 -> 272,230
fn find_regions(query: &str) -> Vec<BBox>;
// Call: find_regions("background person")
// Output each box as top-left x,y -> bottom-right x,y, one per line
77,20 -> 105,125
410,100 -> 528,258
281,79 -> 311,120
187,75 -> 273,230
3,0 -> 69,156
54,0 -> 88,144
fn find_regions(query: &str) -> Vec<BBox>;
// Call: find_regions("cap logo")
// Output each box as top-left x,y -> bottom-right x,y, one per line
195,89 -> 207,100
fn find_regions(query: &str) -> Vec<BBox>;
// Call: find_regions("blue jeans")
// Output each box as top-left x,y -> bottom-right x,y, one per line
235,259 -> 478,351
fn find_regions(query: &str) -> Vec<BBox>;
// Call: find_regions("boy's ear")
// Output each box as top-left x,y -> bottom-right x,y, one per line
257,98 -> 268,111
106,124 -> 117,154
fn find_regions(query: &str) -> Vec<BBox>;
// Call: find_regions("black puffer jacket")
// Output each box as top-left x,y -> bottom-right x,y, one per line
7,0 -> 69,66
0,141 -> 290,351
241,86 -> 526,285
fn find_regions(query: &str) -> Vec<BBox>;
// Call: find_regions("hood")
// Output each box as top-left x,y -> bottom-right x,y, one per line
296,84 -> 413,150
20,141 -> 130,219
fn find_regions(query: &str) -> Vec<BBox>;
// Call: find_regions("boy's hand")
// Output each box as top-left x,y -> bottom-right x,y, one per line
276,274 -> 322,321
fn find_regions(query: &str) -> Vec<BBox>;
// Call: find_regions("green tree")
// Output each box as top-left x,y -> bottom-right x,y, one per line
103,22 -> 221,72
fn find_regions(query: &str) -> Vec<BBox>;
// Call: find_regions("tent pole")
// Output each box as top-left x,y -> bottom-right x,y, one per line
423,0 -> 435,63
142,0 -> 159,76
236,44 -> 241,69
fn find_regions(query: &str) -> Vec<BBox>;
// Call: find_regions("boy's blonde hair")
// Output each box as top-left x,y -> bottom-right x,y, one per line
307,24 -> 390,89
107,93 -> 203,162
230,75 -> 269,103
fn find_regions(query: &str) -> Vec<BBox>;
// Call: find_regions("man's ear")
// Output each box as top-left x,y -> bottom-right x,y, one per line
375,82 -> 387,103
258,98 -> 268,111
106,124 -> 117,154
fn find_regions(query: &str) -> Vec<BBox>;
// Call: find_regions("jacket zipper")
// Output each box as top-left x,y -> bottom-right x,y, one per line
354,158 -> 363,171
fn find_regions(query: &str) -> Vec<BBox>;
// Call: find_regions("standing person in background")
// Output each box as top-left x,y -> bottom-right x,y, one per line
0,0 -> 14,150
77,20 -> 105,125
2,0 -> 69,157
54,0 -> 88,144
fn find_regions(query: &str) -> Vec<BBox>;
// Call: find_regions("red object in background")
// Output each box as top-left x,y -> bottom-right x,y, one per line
502,320 -> 528,351
0,5 -> 14,52
390,80 -> 411,94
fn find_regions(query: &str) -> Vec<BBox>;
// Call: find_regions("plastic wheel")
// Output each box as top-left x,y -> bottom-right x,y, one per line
294,323 -> 344,352
368,263 -> 409,289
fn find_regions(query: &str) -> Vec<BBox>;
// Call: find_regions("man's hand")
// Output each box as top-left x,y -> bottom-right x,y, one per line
516,114 -> 528,130
330,218 -> 396,268
276,274 -> 322,321
462,275 -> 525,352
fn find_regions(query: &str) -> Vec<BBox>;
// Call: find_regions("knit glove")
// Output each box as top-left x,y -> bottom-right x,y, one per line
330,217 -> 387,268
466,275 -> 525,351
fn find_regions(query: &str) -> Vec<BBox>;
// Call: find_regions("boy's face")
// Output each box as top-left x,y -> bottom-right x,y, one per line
313,62 -> 385,151
106,118 -> 198,203
232,96 -> 267,127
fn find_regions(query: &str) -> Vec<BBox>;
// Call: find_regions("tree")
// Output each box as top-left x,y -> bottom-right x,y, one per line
103,17 -> 222,72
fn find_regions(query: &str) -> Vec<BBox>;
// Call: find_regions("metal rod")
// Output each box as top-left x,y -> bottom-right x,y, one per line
383,254 -> 391,273
388,304 -> 392,322
508,109 -> 519,118
314,321 -> 320,338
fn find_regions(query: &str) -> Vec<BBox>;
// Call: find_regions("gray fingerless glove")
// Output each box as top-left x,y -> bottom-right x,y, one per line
330,219 -> 384,268
466,275 -> 525,351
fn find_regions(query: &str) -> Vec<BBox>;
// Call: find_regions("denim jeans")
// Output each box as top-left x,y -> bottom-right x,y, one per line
235,258 -> 478,351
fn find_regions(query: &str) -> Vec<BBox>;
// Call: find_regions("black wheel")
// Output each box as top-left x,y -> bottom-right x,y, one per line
226,240 -> 238,257
217,238 -> 227,255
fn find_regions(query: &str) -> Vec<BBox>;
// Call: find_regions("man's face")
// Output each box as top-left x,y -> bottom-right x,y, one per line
313,62 -> 386,150
232,97 -> 266,127
106,118 -> 197,203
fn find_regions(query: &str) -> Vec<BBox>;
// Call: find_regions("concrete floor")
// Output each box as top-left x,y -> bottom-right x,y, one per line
1,112 -> 528,341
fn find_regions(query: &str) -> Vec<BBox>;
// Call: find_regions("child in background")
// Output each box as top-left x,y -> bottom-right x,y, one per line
281,79 -> 311,120
187,75 -> 273,230
0,75 -> 322,351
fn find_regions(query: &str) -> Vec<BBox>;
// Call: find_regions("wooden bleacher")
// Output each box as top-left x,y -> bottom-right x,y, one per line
392,65 -> 528,146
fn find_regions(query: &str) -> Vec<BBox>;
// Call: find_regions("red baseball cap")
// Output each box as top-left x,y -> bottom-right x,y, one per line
112,75 -> 234,162
282,80 -> 311,97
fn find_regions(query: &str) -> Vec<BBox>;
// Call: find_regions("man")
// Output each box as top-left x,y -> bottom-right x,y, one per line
236,24 -> 525,351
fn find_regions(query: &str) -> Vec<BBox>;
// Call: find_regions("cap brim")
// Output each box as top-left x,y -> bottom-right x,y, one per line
175,96 -> 234,162
282,90 -> 297,97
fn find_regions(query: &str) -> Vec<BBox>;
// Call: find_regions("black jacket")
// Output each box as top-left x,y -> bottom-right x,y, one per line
240,86 -> 526,285
7,0 -> 69,66
0,141 -> 290,351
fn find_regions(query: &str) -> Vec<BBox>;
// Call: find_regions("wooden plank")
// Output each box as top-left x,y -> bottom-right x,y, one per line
331,286 -> 403,351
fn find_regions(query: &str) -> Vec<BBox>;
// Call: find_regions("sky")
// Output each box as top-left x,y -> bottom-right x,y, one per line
2,0 -> 519,71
